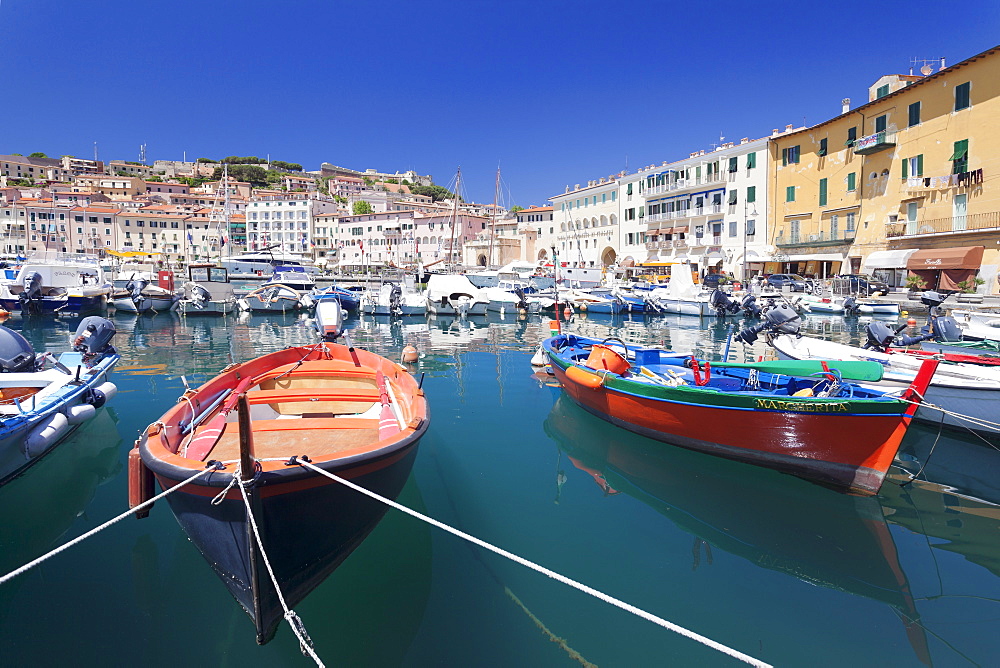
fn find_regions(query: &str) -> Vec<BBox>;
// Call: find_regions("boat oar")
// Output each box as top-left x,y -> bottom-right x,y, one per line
655,357 -> 884,382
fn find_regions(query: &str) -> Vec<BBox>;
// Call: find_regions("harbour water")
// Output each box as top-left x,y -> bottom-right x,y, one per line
1,309 -> 999,666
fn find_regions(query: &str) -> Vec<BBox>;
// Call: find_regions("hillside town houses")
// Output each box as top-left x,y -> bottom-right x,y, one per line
1,45 -> 998,292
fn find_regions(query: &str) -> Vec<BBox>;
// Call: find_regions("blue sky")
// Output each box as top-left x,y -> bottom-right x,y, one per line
2,1 -> 998,207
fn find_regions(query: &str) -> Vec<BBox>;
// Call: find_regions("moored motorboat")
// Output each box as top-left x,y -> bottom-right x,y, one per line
425,274 -> 488,316
131,325 -> 429,644
0,253 -> 111,315
361,282 -> 427,316
111,277 -> 180,313
542,332 -> 936,494
0,317 -> 120,486
238,283 -> 310,312
314,285 -> 361,312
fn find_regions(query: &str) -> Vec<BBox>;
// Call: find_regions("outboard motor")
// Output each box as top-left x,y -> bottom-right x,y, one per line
709,289 -> 740,317
929,315 -> 963,342
127,278 -> 148,304
0,326 -> 40,373
190,284 -> 211,308
842,295 -> 861,315
920,290 -> 946,313
512,286 -> 529,311
740,293 -> 762,319
314,299 -> 345,341
388,283 -> 403,315
862,321 -> 933,352
734,304 -> 802,345
72,316 -> 117,363
18,271 -> 44,315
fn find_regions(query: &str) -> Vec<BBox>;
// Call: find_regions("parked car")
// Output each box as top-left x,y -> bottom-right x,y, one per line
838,274 -> 890,295
765,274 -> 808,292
702,273 -> 729,288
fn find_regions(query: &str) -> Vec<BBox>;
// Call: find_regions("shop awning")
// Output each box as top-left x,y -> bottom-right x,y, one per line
621,256 -> 635,267
861,249 -> 917,271
704,251 -> 724,260
906,246 -> 984,270
782,253 -> 845,262
107,250 -> 162,258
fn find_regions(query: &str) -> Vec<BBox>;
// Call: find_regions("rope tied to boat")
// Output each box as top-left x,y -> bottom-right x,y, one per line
0,465 -> 218,587
293,459 -> 772,668
231,463 -> 324,667
892,395 -> 1000,434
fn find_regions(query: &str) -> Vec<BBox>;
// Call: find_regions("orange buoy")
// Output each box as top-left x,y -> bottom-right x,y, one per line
563,307 -> 573,318
565,365 -> 604,389
907,318 -> 917,326
401,345 -> 418,363
0,309 -> 9,321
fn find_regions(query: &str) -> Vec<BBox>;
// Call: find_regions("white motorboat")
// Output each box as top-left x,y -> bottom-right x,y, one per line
111,277 -> 180,313
425,274 -> 488,316
646,264 -> 740,317
238,283 -> 311,312
361,283 -> 427,316
952,309 -> 1000,340
0,253 -> 112,315
739,306 -> 1000,433
174,264 -> 237,316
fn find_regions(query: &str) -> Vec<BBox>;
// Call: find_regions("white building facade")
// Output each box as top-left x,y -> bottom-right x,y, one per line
549,177 -> 621,268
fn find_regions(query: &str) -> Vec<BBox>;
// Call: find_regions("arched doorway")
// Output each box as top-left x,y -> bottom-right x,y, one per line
476,254 -> 487,267
601,247 -> 617,266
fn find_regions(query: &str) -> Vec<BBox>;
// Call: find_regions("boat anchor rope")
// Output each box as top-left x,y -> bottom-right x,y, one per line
293,459 -> 772,668
0,465 -> 217,588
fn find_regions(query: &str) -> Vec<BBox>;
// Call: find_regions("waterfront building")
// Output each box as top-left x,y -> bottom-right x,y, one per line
72,175 -> 145,198
549,177 -> 620,268
116,210 -> 190,261
770,46 -> 1000,291
246,192 -> 338,254
71,205 -> 121,255
515,206 -> 556,265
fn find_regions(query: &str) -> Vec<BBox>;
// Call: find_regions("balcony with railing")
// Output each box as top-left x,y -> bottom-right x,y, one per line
645,241 -> 659,250
853,130 -> 896,156
774,224 -> 857,248
673,239 -> 688,249
643,173 -> 725,197
886,211 -> 1000,238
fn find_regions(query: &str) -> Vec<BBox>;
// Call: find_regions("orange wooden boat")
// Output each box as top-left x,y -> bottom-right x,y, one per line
130,340 -> 429,643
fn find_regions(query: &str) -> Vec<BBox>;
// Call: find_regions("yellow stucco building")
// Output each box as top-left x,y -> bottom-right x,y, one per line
769,45 -> 1000,293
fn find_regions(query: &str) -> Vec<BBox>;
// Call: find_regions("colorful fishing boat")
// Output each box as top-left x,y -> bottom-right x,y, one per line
542,332 -> 936,494
130,324 -> 429,644
0,317 -> 119,486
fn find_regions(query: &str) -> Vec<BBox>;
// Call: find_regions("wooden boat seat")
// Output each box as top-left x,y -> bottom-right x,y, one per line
203,416 -> 381,461
245,388 -> 381,405
253,359 -> 378,385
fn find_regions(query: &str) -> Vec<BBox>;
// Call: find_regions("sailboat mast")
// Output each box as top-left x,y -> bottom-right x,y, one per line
448,167 -> 461,271
488,164 -> 500,269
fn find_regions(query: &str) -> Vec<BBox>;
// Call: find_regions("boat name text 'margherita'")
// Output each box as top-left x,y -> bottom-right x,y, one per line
754,398 -> 849,412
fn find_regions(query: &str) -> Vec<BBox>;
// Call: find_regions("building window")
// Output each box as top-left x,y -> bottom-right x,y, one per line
818,138 -> 827,156
951,139 -> 969,173
785,186 -> 795,202
781,146 -> 800,165
728,157 -> 738,173
819,178 -> 828,207
727,190 -> 737,205
729,221 -> 737,237
746,219 -> 756,236
846,212 -> 856,231
902,155 -> 924,178
876,84 -> 889,99
830,215 -> 838,239
955,82 -> 971,111
746,186 -> 756,203
746,152 -> 756,169
875,115 -> 887,133
846,127 -> 857,147
846,172 -> 857,192
908,101 -> 921,127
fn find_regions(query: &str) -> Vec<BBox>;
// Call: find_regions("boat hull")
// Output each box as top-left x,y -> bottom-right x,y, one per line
111,295 -> 177,313
150,444 -> 418,644
0,292 -> 108,315
545,336 -> 921,494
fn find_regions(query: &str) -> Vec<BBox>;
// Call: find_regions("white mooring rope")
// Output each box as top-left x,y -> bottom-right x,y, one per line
233,466 -> 324,667
0,466 -> 216,587
296,459 -> 772,668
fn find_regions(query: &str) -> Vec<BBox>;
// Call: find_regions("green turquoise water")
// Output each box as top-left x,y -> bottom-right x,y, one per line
1,310 -> 998,666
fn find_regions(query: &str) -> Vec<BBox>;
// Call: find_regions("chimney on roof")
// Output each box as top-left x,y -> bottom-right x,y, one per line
741,138 -> 749,144
574,184 -> 580,190
842,98 -> 851,114
565,185 -> 570,193
785,124 -> 793,132
772,129 -> 780,136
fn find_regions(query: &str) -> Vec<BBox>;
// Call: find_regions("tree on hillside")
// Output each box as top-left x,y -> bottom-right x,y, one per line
197,157 -> 217,163
29,152 -> 48,158
410,184 -> 457,202
353,201 -> 373,215
213,164 -> 269,186
510,206 -> 524,213
270,160 -> 303,172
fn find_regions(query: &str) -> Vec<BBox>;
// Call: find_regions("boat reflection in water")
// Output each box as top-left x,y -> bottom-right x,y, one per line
545,394 -> 1000,666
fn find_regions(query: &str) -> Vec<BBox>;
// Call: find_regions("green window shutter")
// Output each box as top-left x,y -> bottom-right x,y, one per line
819,178 -> 828,206
902,158 -> 908,179
876,84 -> 889,99
638,180 -> 644,192
949,139 -> 968,160
747,152 -> 756,169
818,138 -> 827,156
908,101 -> 921,127
746,186 -> 756,203
728,157 -> 738,172
638,206 -> 644,218
846,127 -> 857,146
847,172 -> 856,191
917,154 -> 923,176
626,183 -> 632,195
875,115 -> 887,133
786,186 -> 795,202
955,82 -> 971,111
781,148 -> 788,166
728,190 -> 737,204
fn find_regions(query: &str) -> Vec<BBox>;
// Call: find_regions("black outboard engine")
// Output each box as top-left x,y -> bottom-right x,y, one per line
0,326 -> 40,373
842,295 -> 861,315
709,289 -> 740,317
862,321 -> 933,352
18,271 -> 44,315
734,305 -> 802,345
72,316 -> 117,363
513,286 -> 529,311
127,278 -> 148,303
929,315 -> 963,342
190,284 -> 211,308
920,290 -> 946,313
740,293 -> 762,319
389,283 -> 403,315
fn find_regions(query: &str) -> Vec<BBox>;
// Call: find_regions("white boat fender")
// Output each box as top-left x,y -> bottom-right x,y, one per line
237,298 -> 250,311
88,381 -> 118,408
66,402 -> 97,425
24,412 -> 69,458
